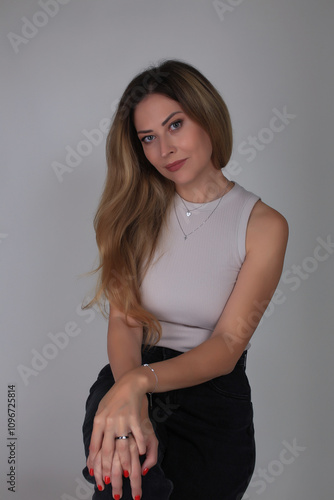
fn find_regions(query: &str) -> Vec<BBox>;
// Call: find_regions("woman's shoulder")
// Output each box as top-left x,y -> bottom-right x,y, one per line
249,199 -> 288,229
246,199 -> 289,255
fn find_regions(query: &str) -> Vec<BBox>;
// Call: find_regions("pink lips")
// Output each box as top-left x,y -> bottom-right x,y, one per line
165,158 -> 187,172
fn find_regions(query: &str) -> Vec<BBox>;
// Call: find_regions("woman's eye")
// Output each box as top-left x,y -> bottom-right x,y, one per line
142,135 -> 154,144
140,120 -> 182,144
170,120 -> 182,131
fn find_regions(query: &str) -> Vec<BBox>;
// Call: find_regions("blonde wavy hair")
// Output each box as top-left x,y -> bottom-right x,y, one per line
83,59 -> 233,346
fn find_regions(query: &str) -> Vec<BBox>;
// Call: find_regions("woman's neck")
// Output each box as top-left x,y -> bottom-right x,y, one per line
175,174 -> 232,204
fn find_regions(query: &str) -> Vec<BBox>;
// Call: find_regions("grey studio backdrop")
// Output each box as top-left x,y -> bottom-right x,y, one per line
0,1 -> 333,499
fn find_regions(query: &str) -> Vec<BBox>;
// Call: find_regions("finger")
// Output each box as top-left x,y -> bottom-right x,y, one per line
128,438 -> 143,500
114,437 -> 132,478
141,433 -> 158,475
130,423 -> 146,456
100,424 -> 116,481
87,414 -> 105,469
91,450 -> 105,493
110,451 -> 123,500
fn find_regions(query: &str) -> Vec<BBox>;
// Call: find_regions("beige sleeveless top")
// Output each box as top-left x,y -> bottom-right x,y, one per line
140,181 -> 261,352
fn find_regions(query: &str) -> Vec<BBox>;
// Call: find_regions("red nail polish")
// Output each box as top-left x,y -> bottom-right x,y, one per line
123,469 -> 129,478
104,476 -> 110,485
114,495 -> 120,500
97,485 -> 103,491
89,468 -> 94,476
135,496 -> 141,500
142,467 -> 149,476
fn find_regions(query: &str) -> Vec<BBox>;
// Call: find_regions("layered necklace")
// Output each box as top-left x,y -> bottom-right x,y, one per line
174,180 -> 232,240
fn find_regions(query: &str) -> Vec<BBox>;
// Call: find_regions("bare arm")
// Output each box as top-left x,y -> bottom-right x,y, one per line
89,306 -> 157,499
107,308 -> 143,381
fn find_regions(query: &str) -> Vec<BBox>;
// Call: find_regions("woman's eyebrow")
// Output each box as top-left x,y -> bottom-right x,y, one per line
137,111 -> 183,134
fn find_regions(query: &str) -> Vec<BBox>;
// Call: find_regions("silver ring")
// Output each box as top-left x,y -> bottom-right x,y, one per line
115,435 -> 129,440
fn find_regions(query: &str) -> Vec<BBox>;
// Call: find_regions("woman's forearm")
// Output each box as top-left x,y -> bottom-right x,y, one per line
132,334 -> 242,395
107,316 -> 143,381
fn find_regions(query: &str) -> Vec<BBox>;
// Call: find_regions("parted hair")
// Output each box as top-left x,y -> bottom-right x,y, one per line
83,59 -> 233,346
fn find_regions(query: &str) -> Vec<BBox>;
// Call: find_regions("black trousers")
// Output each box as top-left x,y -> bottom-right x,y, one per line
82,346 -> 256,500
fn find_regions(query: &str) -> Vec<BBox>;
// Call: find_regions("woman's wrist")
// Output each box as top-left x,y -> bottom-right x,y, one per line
142,364 -> 158,393
135,364 -> 158,395
119,365 -> 154,396
141,363 -> 158,409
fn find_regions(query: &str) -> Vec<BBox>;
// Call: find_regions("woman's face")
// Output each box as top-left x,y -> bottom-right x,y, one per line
133,93 -> 217,197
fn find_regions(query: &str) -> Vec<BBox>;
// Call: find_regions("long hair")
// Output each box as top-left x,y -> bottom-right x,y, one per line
83,59 -> 233,346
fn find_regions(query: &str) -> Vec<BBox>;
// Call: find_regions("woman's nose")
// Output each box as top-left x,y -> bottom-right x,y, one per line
159,136 -> 176,157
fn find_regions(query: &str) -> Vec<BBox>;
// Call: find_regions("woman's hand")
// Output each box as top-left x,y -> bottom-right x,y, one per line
87,373 -> 158,497
92,425 -> 158,499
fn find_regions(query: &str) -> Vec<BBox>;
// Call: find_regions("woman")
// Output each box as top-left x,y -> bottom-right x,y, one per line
82,59 -> 289,500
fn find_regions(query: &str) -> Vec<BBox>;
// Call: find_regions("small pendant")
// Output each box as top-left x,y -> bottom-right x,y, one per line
186,211 -> 191,217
